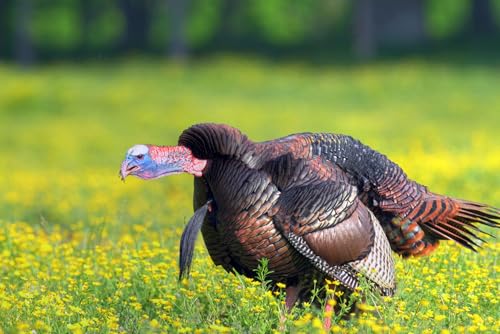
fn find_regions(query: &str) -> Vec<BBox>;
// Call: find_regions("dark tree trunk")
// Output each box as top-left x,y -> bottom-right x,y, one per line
119,0 -> 151,52
166,0 -> 188,60
353,0 -> 376,60
215,0 -> 240,39
79,0 -> 94,56
468,0 -> 496,36
352,0 -> 426,60
14,0 -> 34,66
0,0 -> 8,59
374,0 -> 426,47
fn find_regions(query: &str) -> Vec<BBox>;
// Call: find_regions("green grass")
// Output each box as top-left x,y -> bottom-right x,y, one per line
0,57 -> 498,333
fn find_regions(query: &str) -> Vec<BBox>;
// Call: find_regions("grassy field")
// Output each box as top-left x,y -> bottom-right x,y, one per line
0,57 -> 499,333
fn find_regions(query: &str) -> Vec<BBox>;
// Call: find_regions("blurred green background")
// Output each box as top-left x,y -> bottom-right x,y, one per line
0,0 -> 499,227
2,0 -> 500,64
1,0 -> 500,217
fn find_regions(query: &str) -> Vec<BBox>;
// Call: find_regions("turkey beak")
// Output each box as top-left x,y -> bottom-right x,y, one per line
120,158 -> 139,181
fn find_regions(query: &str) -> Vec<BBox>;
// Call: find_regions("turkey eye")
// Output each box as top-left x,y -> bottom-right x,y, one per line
136,154 -> 144,160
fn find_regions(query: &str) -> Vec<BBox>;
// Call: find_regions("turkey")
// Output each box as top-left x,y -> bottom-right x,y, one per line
120,123 -> 499,312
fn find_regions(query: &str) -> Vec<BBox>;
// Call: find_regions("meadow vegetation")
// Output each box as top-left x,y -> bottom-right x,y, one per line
0,58 -> 499,333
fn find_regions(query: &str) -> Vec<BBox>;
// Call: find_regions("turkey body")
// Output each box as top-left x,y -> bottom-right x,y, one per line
178,124 -> 498,304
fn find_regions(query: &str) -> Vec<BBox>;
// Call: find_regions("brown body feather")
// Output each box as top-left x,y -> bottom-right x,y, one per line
178,123 -> 499,305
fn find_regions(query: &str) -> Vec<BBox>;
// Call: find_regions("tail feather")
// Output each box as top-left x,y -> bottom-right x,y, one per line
424,222 -> 480,251
387,195 -> 500,256
457,204 -> 499,227
421,197 -> 499,252
447,217 -> 493,238
439,218 -> 487,243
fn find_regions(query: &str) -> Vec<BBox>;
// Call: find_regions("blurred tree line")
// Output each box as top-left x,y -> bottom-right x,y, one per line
1,0 -> 500,65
